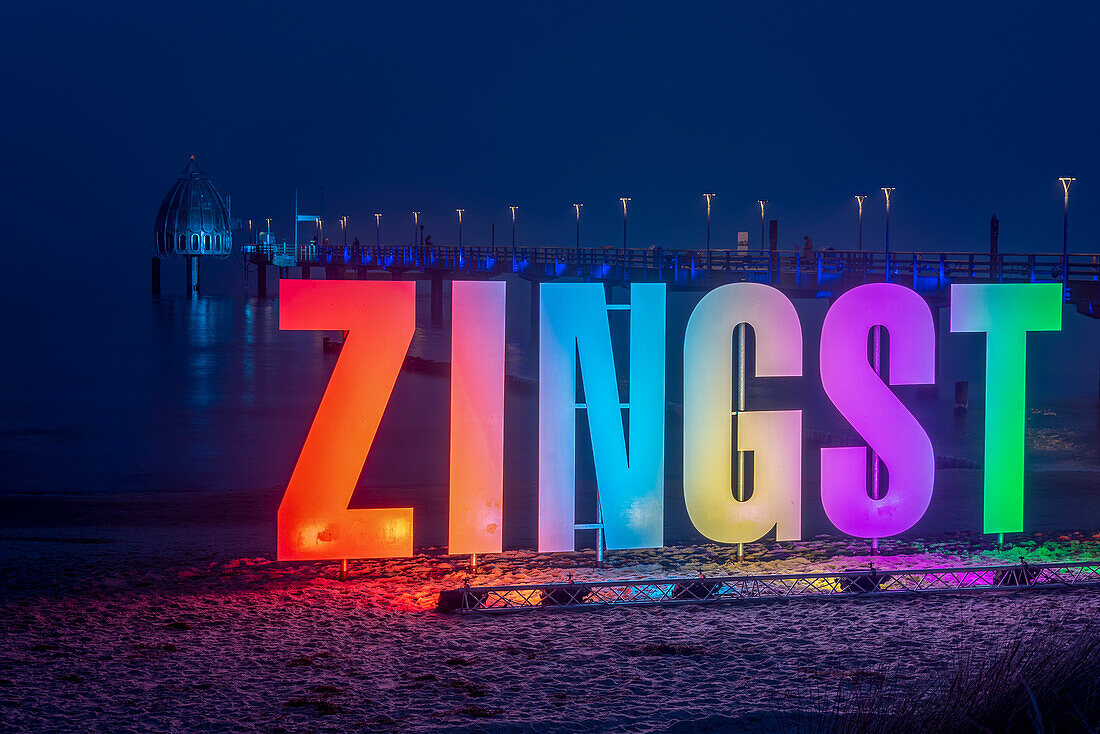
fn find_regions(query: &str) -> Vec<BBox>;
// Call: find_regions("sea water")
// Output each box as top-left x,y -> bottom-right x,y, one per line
2,273 -> 1097,548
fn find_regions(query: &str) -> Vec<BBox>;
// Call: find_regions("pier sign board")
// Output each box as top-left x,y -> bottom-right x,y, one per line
276,279 -> 1062,561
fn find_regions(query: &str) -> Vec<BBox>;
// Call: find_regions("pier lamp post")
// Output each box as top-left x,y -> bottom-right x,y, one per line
1059,176 -> 1075,288
757,200 -> 768,249
869,187 -> 895,554
703,192 -> 716,263
573,202 -> 583,274
456,209 -> 465,247
340,216 -> 348,247
620,197 -> 631,281
374,213 -> 382,247
412,211 -> 421,246
619,197 -> 631,249
265,218 -> 271,238
854,194 -> 867,252
881,187 -> 895,280
855,194 -> 868,277
509,205 -> 519,267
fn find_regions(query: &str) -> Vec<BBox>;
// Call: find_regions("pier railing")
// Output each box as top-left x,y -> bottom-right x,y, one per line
242,243 -> 1100,286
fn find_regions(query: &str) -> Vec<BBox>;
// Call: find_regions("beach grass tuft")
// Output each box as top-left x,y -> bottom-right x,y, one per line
801,622 -> 1100,733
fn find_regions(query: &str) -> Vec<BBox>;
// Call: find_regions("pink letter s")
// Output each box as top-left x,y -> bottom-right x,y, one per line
819,284 -> 936,538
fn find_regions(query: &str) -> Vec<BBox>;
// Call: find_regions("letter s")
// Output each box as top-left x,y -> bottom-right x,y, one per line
819,283 -> 936,538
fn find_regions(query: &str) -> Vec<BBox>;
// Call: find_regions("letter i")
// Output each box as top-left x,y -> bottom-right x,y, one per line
449,281 -> 507,554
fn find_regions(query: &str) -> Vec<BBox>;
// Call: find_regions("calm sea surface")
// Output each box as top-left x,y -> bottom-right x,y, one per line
2,271 -> 1098,545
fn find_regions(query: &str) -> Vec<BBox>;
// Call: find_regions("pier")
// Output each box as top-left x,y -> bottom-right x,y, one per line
244,243 -> 1100,322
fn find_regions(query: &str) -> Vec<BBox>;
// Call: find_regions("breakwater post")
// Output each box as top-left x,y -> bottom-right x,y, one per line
256,254 -> 268,298
431,273 -> 444,325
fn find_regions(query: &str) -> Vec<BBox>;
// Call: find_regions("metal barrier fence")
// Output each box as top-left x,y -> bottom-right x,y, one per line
437,561 -> 1100,614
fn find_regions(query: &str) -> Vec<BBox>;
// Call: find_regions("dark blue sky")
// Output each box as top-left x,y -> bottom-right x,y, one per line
1,1 -> 1097,293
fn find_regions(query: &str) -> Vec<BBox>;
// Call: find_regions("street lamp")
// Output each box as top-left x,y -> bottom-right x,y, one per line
1059,176 -> 1076,288
412,211 -> 421,246
619,196 -> 632,281
509,205 -> 518,248
854,194 -> 867,252
881,187 -> 895,279
619,196 -> 631,249
573,202 -> 583,275
699,192 -> 717,267
757,200 -> 768,249
456,209 -> 465,247
867,187 -> 897,545
868,187 -> 895,553
340,216 -> 348,247
374,213 -> 382,247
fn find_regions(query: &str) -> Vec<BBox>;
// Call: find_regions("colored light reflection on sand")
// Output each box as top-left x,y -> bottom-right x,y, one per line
277,280 -> 414,560
820,283 -> 936,539
950,283 -> 1063,534
448,281 -> 506,555
538,283 -> 667,552
683,283 -> 804,543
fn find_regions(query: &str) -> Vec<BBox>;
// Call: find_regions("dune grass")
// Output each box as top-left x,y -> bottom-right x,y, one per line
801,621 -> 1100,733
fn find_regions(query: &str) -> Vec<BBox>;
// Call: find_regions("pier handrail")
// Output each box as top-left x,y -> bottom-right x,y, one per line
241,242 -> 1100,287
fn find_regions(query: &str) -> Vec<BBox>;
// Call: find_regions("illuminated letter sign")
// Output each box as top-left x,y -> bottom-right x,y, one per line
683,283 -> 803,543
538,283 -> 666,552
448,280 -> 506,554
819,283 -> 936,538
950,283 -> 1062,534
275,279 -> 1073,561
277,280 -> 415,560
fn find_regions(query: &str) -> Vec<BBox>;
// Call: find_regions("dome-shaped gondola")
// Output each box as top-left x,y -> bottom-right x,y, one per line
153,156 -> 232,258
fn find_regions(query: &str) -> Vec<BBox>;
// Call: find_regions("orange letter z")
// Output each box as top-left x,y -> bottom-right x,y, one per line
277,280 -> 415,561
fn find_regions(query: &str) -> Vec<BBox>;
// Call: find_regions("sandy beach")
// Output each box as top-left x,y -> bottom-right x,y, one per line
3,298 -> 1099,731
5,1 -> 1100,728
3,490 -> 1099,732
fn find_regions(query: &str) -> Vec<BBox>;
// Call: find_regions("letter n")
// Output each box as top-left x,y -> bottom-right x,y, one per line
538,283 -> 666,552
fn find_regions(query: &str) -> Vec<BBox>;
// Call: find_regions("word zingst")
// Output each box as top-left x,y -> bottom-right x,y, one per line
276,279 -> 1062,561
